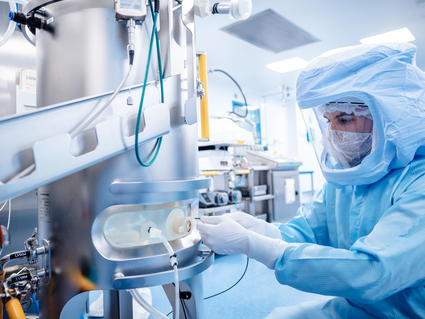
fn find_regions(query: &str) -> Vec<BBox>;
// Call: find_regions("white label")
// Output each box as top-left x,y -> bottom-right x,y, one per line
19,69 -> 36,93
120,0 -> 142,9
285,178 -> 295,204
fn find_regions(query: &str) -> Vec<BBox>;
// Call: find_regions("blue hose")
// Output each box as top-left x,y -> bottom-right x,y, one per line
134,0 -> 165,167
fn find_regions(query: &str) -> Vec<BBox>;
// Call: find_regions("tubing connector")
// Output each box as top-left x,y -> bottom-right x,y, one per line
206,0 -> 252,20
127,19 -> 136,65
169,254 -> 178,267
147,227 -> 178,267
9,11 -> 54,33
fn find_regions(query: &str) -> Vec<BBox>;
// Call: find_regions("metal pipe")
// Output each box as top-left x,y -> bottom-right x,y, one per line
211,2 -> 230,14
0,250 -> 30,272
198,53 -> 210,139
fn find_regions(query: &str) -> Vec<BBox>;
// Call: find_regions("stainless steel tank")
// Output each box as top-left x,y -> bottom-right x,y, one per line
27,0 -> 212,317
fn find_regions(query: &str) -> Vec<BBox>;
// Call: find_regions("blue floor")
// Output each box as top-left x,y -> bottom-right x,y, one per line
151,254 -> 327,319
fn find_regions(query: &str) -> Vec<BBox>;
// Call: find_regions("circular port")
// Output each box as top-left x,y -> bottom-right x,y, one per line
166,208 -> 191,239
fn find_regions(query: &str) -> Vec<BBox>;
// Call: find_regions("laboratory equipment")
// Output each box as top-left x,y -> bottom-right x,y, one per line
195,0 -> 252,20
199,191 -> 229,208
114,0 -> 146,22
228,189 -> 242,204
246,151 -> 302,170
0,0 -> 251,317
245,151 -> 301,221
0,0 -> 253,316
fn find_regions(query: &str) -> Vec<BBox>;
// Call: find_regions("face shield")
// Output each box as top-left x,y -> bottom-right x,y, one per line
302,97 -> 374,171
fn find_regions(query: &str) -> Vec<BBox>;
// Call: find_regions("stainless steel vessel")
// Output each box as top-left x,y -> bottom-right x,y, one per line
27,0 -> 212,317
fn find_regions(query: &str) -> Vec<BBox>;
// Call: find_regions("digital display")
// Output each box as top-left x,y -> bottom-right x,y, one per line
120,0 -> 142,10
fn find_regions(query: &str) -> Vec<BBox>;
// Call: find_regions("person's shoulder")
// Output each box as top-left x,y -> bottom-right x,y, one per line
389,156 -> 425,197
406,155 -> 425,174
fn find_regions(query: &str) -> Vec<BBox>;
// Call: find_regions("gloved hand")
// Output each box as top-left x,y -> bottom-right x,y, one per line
227,211 -> 282,239
197,215 -> 288,269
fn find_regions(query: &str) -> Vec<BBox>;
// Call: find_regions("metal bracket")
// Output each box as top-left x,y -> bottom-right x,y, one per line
0,80 -> 172,202
112,250 -> 213,289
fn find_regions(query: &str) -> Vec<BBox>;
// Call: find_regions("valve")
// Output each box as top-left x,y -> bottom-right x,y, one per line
9,11 -> 53,33
195,0 -> 252,20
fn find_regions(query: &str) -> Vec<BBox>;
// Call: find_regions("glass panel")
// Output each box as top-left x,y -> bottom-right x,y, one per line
103,205 -> 191,249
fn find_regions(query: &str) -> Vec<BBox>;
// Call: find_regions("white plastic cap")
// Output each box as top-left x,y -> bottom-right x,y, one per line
231,0 -> 252,20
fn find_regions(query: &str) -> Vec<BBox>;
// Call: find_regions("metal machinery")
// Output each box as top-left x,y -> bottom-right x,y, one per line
0,0 -> 252,317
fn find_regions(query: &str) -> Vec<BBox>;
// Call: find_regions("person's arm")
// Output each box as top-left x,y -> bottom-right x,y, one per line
274,174 -> 425,303
278,186 -> 330,245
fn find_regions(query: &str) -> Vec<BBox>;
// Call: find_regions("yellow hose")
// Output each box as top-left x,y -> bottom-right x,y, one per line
198,53 -> 210,140
5,298 -> 25,319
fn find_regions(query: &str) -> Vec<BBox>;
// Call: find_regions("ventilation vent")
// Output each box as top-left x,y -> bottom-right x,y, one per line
221,9 -> 319,53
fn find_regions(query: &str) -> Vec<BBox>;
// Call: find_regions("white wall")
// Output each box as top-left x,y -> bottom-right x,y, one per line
261,90 -> 298,158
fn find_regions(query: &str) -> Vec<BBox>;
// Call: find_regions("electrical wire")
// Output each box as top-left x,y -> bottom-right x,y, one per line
208,69 -> 249,118
6,200 -> 11,231
173,265 -> 180,319
69,17 -> 137,138
148,0 -> 165,98
148,227 -> 180,319
180,297 -> 188,319
129,288 -> 168,319
134,0 -> 164,167
204,255 -> 249,300
0,201 -> 7,212
69,65 -> 133,138
6,163 -> 35,184
165,255 -> 250,317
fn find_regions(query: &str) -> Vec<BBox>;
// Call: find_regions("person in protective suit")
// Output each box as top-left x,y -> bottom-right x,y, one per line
198,43 -> 425,318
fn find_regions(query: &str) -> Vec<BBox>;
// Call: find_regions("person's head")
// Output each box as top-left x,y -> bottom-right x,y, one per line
296,42 -> 425,186
322,107 -> 373,134
317,98 -> 374,168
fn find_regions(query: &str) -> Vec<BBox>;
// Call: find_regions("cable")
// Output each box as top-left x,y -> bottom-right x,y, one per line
165,255 -> 249,316
208,69 -> 249,118
148,227 -> 179,319
134,0 -> 164,167
204,255 -> 249,300
148,0 -> 166,84
5,163 -> 35,184
180,297 -> 188,319
173,265 -> 180,319
129,289 -> 168,319
69,65 -> 133,138
6,200 -> 11,231
0,201 -> 7,212
69,19 -> 136,138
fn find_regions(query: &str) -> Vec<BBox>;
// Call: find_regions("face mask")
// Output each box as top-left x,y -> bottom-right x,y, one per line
325,130 -> 372,168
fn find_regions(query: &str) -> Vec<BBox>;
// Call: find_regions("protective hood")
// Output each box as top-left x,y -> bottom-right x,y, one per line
296,43 -> 425,185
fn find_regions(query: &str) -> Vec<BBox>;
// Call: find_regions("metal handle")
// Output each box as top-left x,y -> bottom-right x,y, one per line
109,177 -> 211,194
112,250 -> 213,289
